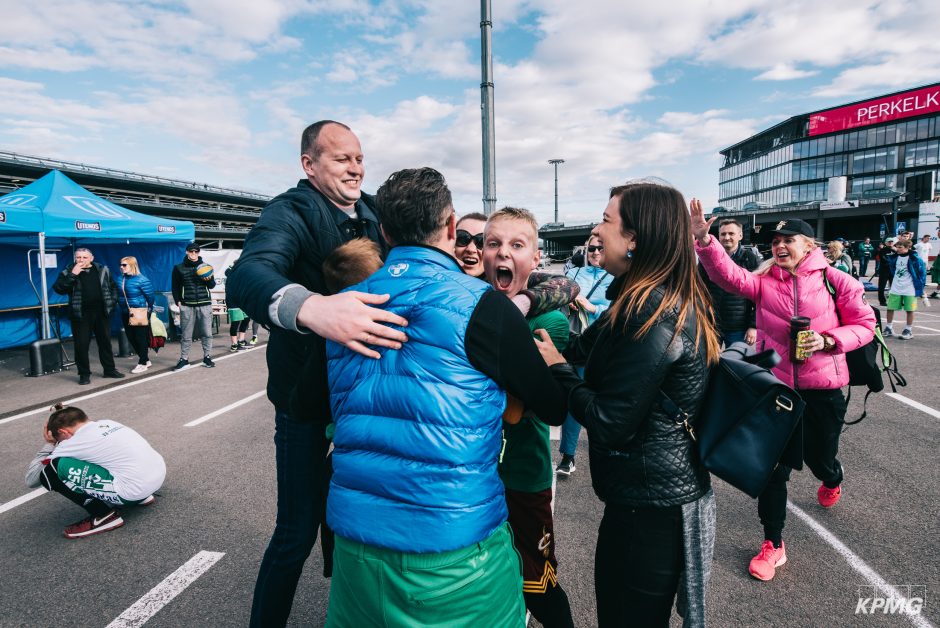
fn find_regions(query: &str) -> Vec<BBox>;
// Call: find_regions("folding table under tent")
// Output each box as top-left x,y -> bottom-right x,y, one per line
0,169 -> 195,351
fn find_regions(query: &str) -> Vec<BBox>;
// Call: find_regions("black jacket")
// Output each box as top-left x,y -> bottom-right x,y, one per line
699,245 -> 762,333
172,256 -> 216,306
226,179 -> 384,411
52,262 -> 118,319
550,278 -> 711,507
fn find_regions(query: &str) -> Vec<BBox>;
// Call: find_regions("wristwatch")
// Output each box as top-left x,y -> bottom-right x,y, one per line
822,334 -> 836,352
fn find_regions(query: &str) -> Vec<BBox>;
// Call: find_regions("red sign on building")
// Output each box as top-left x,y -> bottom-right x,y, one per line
808,83 -> 940,137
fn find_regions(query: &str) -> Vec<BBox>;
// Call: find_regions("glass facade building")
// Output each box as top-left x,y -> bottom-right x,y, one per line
718,83 -> 940,210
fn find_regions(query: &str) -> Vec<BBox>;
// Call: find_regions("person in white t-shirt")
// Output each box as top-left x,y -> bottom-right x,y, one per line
25,403 -> 166,539
915,234 -> 932,261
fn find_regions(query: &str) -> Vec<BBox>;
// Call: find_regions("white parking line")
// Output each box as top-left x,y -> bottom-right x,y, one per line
183,391 -> 267,427
0,488 -> 46,516
914,326 -> 940,333
787,502 -> 935,628
887,393 -> 940,420
0,346 -> 264,427
105,550 -> 225,628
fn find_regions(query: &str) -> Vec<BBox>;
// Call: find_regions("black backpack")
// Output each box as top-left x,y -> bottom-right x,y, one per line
823,270 -> 906,425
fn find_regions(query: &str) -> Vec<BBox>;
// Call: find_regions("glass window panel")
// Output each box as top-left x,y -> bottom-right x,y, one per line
917,119 -> 929,140
848,132 -> 857,150
826,136 -> 835,154
874,126 -> 886,146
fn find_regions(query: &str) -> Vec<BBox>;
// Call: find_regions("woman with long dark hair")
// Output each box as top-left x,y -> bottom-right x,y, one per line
118,256 -> 155,373
536,180 -> 721,627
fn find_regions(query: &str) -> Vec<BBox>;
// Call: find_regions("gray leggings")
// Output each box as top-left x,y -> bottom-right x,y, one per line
179,304 -> 213,360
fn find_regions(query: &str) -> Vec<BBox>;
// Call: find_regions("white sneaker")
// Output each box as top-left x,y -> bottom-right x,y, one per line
146,361 -> 152,367
882,327 -> 893,338
900,328 -> 913,340
131,364 -> 149,374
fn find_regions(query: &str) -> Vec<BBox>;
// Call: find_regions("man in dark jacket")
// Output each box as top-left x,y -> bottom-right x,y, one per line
699,218 -> 762,345
52,248 -> 124,385
226,120 -> 407,628
170,243 -> 217,370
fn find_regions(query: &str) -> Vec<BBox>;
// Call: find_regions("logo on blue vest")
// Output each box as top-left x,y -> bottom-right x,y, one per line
388,263 -> 409,277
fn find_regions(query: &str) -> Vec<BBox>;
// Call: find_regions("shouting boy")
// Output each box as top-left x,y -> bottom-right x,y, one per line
483,206 -> 575,628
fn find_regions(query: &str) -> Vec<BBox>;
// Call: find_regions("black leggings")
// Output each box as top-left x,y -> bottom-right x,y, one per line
39,460 -> 113,517
122,313 -> 150,364
758,388 -> 847,544
230,318 -> 250,337
594,502 -> 684,628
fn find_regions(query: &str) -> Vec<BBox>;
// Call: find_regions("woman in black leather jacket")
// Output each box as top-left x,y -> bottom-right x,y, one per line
536,181 -> 721,628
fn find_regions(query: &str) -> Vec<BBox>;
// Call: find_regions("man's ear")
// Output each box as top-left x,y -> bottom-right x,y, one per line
531,247 -> 541,270
300,153 -> 316,179
446,211 -> 457,241
380,225 -> 395,247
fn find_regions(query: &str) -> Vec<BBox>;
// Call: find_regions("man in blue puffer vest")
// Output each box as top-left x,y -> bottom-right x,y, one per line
325,168 -> 569,627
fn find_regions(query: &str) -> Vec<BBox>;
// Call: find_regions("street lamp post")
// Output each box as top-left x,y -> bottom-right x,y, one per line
548,159 -> 564,223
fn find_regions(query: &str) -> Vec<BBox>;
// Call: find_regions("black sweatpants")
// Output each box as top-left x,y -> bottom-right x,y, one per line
759,388 -> 847,544
71,308 -> 116,376
39,460 -> 113,518
594,502 -> 684,628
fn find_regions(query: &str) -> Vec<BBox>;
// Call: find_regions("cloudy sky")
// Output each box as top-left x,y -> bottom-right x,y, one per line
1,0 -> 937,225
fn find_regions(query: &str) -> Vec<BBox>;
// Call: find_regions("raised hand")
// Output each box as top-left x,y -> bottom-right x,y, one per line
297,291 -> 409,360
689,198 -> 716,245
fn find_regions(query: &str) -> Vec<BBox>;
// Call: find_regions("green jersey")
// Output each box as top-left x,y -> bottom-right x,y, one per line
498,309 -> 569,492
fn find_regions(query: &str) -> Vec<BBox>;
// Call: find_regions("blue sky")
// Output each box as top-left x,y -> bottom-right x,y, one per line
1,0 -> 938,226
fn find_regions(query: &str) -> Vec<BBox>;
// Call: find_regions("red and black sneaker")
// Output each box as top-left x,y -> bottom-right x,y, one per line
63,510 -> 124,539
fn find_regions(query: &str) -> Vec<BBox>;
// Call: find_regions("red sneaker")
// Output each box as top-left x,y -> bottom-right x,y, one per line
748,540 -> 787,581
63,510 -> 124,539
817,484 -> 842,508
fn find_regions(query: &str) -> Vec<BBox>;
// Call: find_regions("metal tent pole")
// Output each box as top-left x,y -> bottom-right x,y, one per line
38,232 -> 51,339
480,0 -> 497,215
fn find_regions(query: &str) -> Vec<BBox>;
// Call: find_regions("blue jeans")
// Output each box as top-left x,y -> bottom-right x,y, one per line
250,409 -> 330,628
559,415 -> 582,457
722,330 -> 746,346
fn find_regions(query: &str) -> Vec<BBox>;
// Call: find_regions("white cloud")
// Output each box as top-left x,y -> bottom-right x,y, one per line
755,64 -> 818,81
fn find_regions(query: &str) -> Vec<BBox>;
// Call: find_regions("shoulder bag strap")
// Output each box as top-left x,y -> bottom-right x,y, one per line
121,276 -> 131,309
585,271 -> 609,300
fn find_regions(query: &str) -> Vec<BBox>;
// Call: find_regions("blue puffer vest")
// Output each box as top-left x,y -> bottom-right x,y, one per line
326,245 -> 507,553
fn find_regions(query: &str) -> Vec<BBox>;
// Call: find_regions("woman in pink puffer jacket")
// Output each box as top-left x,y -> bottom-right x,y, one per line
691,202 -> 875,583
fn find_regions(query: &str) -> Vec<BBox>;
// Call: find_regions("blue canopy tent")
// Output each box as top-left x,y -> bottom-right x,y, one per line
0,170 -> 194,350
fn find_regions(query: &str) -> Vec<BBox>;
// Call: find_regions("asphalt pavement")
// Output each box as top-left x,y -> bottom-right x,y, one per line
0,293 -> 937,627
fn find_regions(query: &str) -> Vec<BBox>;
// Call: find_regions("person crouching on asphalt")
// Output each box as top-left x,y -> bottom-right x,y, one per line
25,403 -> 166,539
692,210 -> 875,582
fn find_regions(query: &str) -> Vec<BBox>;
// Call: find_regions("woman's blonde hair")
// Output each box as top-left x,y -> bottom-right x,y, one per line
605,182 -> 721,365
755,235 -> 817,276
120,256 -> 140,276
828,241 -> 844,256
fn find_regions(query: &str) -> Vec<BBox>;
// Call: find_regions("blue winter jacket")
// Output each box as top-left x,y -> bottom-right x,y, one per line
565,263 -> 614,325
119,274 -> 155,311
326,245 -> 507,553
887,252 -> 927,296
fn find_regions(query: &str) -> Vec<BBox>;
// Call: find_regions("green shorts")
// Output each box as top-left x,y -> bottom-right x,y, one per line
886,294 -> 918,312
326,522 -> 526,628
54,457 -> 143,506
227,307 -> 247,322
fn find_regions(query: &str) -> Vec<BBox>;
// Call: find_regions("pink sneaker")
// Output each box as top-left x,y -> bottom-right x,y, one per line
817,484 -> 842,508
749,540 -> 787,581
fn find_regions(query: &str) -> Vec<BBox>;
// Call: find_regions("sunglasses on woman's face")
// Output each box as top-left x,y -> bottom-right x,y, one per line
456,229 -> 485,249
587,245 -> 604,253
119,263 -> 129,267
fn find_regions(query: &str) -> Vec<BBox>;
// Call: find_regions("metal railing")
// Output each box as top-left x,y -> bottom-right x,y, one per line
0,150 -> 271,201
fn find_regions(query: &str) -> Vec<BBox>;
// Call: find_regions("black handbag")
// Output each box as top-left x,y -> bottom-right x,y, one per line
660,346 -> 805,498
